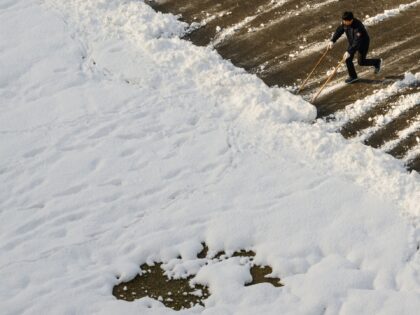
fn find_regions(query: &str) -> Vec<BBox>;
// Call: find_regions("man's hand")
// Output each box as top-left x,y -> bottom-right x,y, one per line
328,41 -> 334,50
343,51 -> 351,60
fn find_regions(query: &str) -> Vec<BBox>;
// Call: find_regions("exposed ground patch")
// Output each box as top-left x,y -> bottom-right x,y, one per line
112,263 -> 210,310
113,244 -> 282,310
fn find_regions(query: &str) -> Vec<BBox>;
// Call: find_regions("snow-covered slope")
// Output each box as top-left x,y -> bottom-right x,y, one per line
1,1 -> 419,314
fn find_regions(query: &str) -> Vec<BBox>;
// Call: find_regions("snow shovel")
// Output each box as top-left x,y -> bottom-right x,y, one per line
297,47 -> 330,94
311,57 -> 345,103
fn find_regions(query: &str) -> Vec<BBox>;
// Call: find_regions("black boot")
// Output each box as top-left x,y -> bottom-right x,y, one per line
345,77 -> 359,84
374,59 -> 383,74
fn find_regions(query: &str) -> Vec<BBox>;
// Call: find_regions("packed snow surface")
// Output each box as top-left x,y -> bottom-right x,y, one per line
1,1 -> 420,314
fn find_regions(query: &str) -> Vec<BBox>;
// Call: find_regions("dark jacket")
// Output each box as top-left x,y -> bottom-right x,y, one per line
331,18 -> 370,54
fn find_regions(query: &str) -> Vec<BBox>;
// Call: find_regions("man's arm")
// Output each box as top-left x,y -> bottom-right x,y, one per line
331,24 -> 344,43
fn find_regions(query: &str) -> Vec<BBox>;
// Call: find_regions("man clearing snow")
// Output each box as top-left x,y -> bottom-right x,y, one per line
328,11 -> 382,84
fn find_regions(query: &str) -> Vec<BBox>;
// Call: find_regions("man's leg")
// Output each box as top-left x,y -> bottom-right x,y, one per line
357,41 -> 380,68
345,51 -> 358,79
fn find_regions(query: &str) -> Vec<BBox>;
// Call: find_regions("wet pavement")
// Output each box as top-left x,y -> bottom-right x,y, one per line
147,0 -> 420,171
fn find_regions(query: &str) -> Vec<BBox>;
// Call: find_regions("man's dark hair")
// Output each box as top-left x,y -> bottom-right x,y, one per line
342,11 -> 354,21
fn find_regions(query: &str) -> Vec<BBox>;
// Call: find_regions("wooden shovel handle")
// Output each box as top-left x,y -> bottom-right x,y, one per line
311,58 -> 345,103
297,47 -> 330,94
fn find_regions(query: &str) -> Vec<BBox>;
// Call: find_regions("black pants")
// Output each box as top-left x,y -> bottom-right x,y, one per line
345,41 -> 380,78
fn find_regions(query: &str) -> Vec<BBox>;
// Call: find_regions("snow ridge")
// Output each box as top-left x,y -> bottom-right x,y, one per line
354,92 -> 420,142
323,72 -> 420,130
364,0 -> 420,25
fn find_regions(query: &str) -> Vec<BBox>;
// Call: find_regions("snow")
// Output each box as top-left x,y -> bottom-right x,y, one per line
381,118 -> 420,152
404,143 -> 420,164
238,0 -> 338,37
320,72 -> 420,130
353,92 -> 420,142
364,0 -> 420,25
291,1 -> 420,63
1,1 -> 420,315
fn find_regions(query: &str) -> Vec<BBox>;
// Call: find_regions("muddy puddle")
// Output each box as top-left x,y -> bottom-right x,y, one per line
113,244 -> 282,310
147,0 -> 420,171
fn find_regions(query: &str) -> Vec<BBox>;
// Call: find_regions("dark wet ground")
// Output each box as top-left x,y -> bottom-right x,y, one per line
113,244 -> 282,309
147,0 -> 420,171
113,263 -> 210,310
